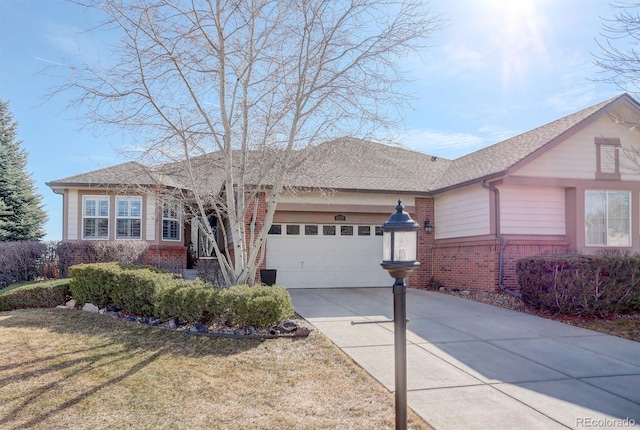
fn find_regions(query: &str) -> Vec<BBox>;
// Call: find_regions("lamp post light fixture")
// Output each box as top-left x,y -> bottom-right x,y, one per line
380,200 -> 420,430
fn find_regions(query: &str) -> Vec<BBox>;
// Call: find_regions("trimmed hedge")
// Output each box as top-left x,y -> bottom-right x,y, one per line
68,263 -> 294,327
155,280 -> 218,323
218,285 -> 294,328
0,279 -> 71,312
517,254 -> 640,315
69,263 -> 124,309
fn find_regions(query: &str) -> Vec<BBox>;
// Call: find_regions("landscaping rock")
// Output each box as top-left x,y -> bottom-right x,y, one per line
65,299 -> 76,309
278,321 -> 297,333
189,323 -> 208,334
460,290 -> 471,296
439,287 -> 446,292
161,318 -> 179,330
82,303 -> 99,313
104,311 -> 122,318
67,302 -> 309,339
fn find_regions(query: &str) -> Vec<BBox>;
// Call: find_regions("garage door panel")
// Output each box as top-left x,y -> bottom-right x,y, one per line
275,270 -> 388,289
266,224 -> 390,288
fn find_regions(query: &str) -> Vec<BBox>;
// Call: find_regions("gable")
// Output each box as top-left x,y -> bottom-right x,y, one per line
512,105 -> 640,181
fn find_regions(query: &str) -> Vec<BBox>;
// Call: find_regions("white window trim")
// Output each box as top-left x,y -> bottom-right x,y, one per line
585,190 -> 631,247
115,196 -> 143,240
82,195 -> 110,240
162,200 -> 182,242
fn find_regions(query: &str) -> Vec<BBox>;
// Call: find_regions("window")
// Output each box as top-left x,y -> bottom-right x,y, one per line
268,224 -> 281,235
595,138 -> 621,180
286,225 -> 300,235
116,197 -> 142,239
305,225 -> 318,235
358,226 -> 371,236
375,226 -> 383,236
162,200 -> 181,241
323,225 -> 336,236
340,225 -> 353,236
83,196 -> 109,239
585,191 -> 630,246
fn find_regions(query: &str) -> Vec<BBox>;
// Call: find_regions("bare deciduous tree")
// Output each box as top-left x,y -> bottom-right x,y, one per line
594,1 -> 640,93
54,0 -> 443,286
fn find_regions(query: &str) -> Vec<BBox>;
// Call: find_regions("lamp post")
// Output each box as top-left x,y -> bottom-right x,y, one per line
380,200 -> 420,430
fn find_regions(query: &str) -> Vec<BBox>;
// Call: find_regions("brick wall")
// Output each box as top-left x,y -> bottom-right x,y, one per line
418,238 -> 571,292
410,197 -> 433,289
57,242 -> 186,276
502,240 -> 571,290
411,197 -> 572,292
431,239 -> 501,291
243,192 -> 269,283
144,245 -> 187,272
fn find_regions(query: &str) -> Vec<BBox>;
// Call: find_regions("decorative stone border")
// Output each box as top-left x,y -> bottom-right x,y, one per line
57,299 -> 311,339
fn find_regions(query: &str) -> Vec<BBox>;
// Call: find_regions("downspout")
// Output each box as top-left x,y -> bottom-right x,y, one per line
481,180 -> 522,298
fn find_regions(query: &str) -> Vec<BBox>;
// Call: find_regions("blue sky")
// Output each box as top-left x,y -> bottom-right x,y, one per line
0,0 -> 627,240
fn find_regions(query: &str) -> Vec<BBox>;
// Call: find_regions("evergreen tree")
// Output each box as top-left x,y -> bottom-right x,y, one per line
0,99 -> 47,241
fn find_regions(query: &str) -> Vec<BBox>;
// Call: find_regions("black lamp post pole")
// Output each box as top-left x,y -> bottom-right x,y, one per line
393,277 -> 408,430
380,200 -> 420,430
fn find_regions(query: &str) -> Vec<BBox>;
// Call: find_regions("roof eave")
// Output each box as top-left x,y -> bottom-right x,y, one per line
429,171 -> 507,195
45,181 -> 171,191
282,184 -> 433,196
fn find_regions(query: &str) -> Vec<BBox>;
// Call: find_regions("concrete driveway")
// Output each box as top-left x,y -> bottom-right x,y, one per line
289,287 -> 640,430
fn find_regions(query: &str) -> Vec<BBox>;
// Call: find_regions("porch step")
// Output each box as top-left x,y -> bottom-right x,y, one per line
182,269 -> 198,280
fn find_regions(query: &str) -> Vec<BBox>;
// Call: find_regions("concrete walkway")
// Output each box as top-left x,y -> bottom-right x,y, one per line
289,288 -> 640,430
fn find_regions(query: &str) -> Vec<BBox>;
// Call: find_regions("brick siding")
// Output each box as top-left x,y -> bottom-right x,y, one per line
243,192 -> 269,283
411,197 -> 572,292
144,245 -> 187,272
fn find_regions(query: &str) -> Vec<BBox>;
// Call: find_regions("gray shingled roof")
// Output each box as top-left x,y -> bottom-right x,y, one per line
433,93 -> 634,191
47,94 -> 637,195
287,137 -> 450,192
46,162 -> 161,188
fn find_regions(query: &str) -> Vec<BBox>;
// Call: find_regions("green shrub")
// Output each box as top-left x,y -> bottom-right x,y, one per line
69,263 -> 124,308
68,263 -> 295,328
112,269 -> 160,316
0,279 -> 71,311
155,280 -> 218,323
217,285 -> 294,327
517,254 -> 640,315
71,262 -> 179,316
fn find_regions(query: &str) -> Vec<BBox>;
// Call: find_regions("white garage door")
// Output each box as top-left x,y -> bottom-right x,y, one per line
266,223 -> 391,288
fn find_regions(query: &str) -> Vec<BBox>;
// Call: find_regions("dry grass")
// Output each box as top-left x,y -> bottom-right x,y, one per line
559,316 -> 640,342
0,309 -> 431,430
443,290 -> 640,343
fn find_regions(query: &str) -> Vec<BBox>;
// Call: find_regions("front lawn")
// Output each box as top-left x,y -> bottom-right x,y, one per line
0,308 -> 431,430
